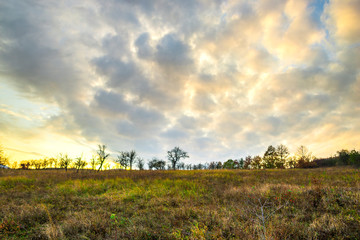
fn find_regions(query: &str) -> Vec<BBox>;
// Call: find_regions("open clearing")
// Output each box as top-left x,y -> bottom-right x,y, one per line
1,168 -> 359,239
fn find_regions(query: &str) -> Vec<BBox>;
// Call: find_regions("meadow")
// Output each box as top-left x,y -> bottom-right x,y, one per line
0,167 -> 359,240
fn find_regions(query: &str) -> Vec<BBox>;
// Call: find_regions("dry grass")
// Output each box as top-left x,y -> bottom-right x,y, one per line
0,167 -> 359,239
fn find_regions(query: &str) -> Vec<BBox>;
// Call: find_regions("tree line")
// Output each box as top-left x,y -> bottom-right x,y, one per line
1,144 -> 359,171
0,145 -> 189,171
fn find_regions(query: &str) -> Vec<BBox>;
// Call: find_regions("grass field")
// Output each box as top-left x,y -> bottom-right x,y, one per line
0,168 -> 359,239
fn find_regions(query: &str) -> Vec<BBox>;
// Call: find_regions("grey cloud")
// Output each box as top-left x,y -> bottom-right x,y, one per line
93,57 -> 136,87
116,120 -> 141,137
130,106 -> 166,126
155,34 -> 193,68
93,90 -> 130,115
99,1 -> 139,30
161,129 -> 189,140
101,34 -> 131,59
93,89 -> 167,133
177,115 -> 197,129
135,33 -> 153,59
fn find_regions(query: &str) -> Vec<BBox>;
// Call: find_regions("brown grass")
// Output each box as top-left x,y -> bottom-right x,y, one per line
0,167 -> 359,239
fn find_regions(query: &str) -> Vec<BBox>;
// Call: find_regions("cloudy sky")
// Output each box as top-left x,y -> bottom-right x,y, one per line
0,0 -> 359,164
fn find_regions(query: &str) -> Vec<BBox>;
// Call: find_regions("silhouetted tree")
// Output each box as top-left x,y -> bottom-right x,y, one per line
41,158 -> 49,169
296,145 -> 316,168
97,144 -> 110,171
167,147 -> 189,170
128,150 -> 137,170
20,160 -> 30,169
74,155 -> 87,173
116,152 -> 129,169
90,155 -> 97,170
136,157 -> 145,170
31,159 -> 42,169
216,161 -> 223,169
148,158 -> 166,170
59,154 -> 72,171
337,149 -> 350,165
178,162 -> 185,170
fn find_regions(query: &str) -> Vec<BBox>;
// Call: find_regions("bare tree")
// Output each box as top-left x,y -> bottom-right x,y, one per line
59,154 -> 72,171
90,155 -> 97,170
74,155 -> 87,173
148,158 -> 166,170
116,152 -> 129,169
167,147 -> 189,170
128,150 -> 137,170
136,157 -> 145,170
48,157 -> 58,169
31,159 -> 42,170
97,144 -> 110,171
41,158 -> 49,169
296,145 -> 315,168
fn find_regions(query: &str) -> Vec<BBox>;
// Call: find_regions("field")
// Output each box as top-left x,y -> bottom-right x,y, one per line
0,168 -> 359,240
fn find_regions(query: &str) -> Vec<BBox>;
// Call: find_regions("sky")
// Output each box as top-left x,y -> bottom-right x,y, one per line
0,0 -> 359,164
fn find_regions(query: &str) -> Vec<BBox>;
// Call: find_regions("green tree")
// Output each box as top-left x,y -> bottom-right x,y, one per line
349,150 -> 360,165
223,159 -> 235,169
251,155 -> 262,169
337,149 -> 350,165
287,156 -> 297,168
167,147 -> 189,170
263,145 -> 278,169
97,144 -> 110,171
239,158 -> 245,169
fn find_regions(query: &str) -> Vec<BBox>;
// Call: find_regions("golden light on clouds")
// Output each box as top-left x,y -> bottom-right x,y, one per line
0,0 -> 359,163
